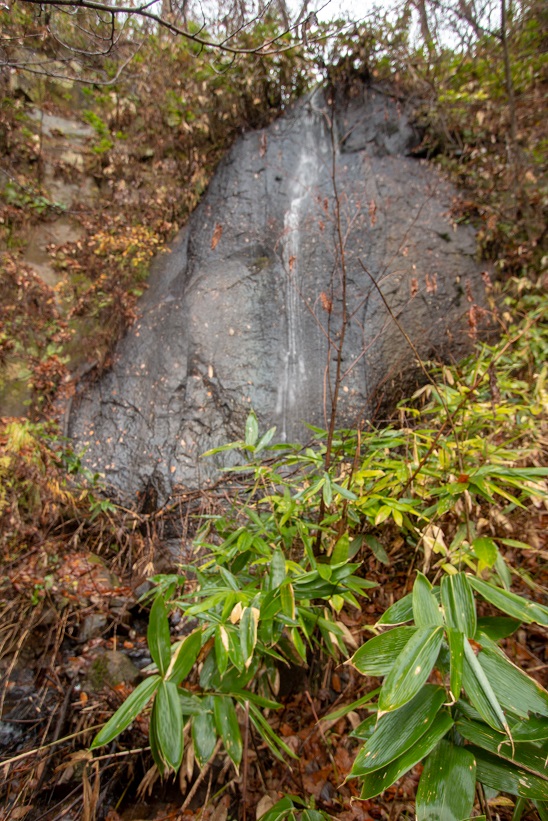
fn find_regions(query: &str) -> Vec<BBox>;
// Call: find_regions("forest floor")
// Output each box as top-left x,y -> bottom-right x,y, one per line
1,481 -> 546,820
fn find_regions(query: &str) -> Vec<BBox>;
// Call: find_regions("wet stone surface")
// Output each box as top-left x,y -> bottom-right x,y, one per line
69,82 -> 487,501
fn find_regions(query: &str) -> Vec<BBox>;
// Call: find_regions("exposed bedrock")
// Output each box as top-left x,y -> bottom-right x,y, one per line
69,82 -> 487,500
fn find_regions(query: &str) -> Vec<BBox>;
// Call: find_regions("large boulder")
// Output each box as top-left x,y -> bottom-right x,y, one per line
69,82 -> 486,500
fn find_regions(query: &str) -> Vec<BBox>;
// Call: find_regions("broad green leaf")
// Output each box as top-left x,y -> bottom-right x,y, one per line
473,747 -> 548,800
231,689 -> 281,711
228,627 -> 245,672
245,411 -> 259,446
478,649 -> 548,718
364,534 -> 390,565
494,552 -> 512,590
357,711 -> 454,799
378,588 -> 440,626
351,685 -> 446,775
331,533 -> 349,565
472,537 -> 498,567
280,583 -> 295,620
351,626 -> 417,677
255,425 -> 276,453
301,811 -> 326,821
148,594 -> 172,677
413,573 -> 443,627
331,482 -> 358,501
269,549 -> 286,590
192,703 -> 217,767
215,624 -> 229,677
475,617 -> 520,641
467,577 -> 548,626
462,641 -> 506,732
178,691 -> 203,715
240,606 -> 259,668
416,740 -> 476,821
456,718 -> 548,777
166,628 -> 202,685
441,573 -> 477,638
258,796 -> 298,821
91,675 -> 161,749
213,696 -> 242,768
377,593 -> 414,625
349,714 -> 377,741
149,696 -> 166,775
446,628 -> 464,700
511,715 -> 548,742
378,626 -> 444,712
291,627 -> 307,662
153,680 -> 184,772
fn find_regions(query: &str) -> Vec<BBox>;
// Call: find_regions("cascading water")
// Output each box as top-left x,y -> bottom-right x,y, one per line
276,111 -> 320,441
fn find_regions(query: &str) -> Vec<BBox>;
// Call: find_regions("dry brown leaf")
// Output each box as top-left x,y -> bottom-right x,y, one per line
211,223 -> 223,250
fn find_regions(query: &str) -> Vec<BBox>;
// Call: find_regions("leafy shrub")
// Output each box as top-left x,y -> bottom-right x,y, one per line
343,570 -> 548,818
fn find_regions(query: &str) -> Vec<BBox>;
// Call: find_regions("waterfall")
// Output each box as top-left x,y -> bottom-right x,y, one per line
276,114 -> 319,441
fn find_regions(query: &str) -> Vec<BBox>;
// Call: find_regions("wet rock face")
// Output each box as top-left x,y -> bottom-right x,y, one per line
69,83 -> 485,500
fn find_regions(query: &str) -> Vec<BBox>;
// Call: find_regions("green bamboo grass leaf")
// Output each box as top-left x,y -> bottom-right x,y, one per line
413,573 -> 443,627
301,811 -> 326,821
351,685 -> 446,775
441,573 -> 477,637
148,594 -> 172,676
166,628 -> 202,685
511,715 -> 548,742
472,537 -> 498,567
240,606 -> 259,668
378,626 -> 444,712
364,534 -> 390,565
472,747 -> 548,800
350,626 -> 417,677
291,627 -> 307,662
478,649 -> 548,718
215,624 -> 229,677
378,587 -> 441,626
377,592 -> 414,625
213,696 -> 242,768
416,739 -> 476,821
255,425 -> 276,453
258,796 -> 298,821
91,674 -> 161,748
349,714 -> 377,741
192,702 -> 217,767
269,548 -> 286,589
356,711 -> 454,799
447,628 -> 464,700
248,702 -> 298,761
462,641 -> 506,732
245,410 -> 259,446
475,617 -> 520,641
331,533 -> 349,565
280,583 -> 295,620
149,696 -> 166,776
456,718 -> 548,777
467,577 -> 548,625
323,689 -> 380,722
155,680 -> 184,772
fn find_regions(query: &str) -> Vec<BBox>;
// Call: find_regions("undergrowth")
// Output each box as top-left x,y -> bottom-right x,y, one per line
86,275 -> 548,819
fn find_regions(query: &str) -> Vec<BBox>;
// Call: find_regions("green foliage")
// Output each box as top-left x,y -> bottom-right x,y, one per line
258,795 -> 330,821
345,570 -> 548,815
91,411 -> 377,772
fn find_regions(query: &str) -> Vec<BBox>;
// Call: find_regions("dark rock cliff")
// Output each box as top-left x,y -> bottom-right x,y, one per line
69,82 -> 486,500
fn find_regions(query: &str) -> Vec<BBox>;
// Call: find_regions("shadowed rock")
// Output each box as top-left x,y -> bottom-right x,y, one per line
69,82 -> 486,500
